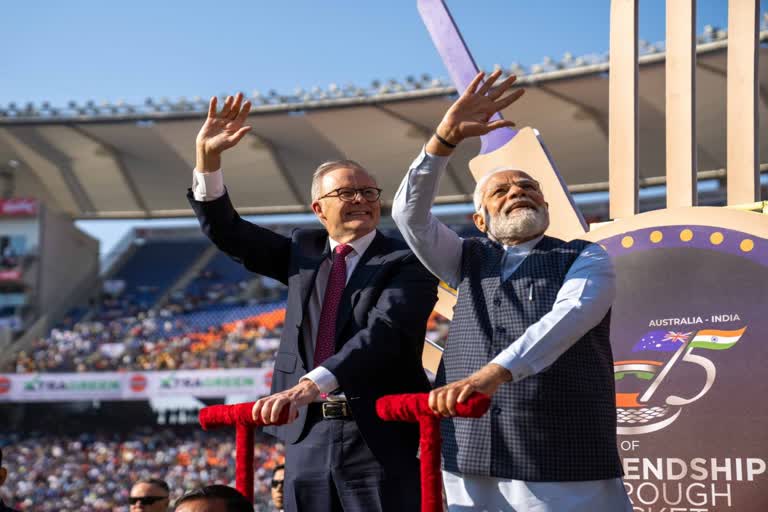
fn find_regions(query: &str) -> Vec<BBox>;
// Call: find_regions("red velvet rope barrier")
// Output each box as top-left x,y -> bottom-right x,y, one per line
376,393 -> 490,512
198,402 -> 290,501
199,393 -> 489,509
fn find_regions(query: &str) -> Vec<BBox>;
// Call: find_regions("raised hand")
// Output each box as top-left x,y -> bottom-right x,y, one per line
430,70 -> 524,153
195,92 -> 253,172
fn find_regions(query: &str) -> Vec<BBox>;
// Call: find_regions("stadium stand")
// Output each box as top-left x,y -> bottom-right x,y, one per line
0,427 -> 283,511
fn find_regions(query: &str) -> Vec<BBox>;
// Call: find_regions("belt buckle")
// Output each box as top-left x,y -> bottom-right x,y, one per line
321,401 -> 349,419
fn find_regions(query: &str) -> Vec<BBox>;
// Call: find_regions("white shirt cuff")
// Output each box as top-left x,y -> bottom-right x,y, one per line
192,168 -> 225,201
490,352 -> 533,382
301,366 -> 339,394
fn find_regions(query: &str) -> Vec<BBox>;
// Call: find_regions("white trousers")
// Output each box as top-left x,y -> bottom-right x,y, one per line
443,471 -> 633,512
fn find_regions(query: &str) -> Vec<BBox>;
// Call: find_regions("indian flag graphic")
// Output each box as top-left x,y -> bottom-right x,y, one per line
689,327 -> 746,350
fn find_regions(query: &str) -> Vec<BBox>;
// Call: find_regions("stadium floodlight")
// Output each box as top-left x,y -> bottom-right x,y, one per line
371,79 -> 381,89
250,91 -> 264,105
509,62 -> 525,75
145,97 -> 154,106
328,83 -> 342,98
41,101 -> 50,110
68,100 -> 77,109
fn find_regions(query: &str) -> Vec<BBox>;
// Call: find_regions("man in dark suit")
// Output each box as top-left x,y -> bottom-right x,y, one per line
0,448 -> 19,512
189,93 -> 438,512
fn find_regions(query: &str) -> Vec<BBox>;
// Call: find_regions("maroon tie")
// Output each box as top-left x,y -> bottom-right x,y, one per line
313,243 -> 354,367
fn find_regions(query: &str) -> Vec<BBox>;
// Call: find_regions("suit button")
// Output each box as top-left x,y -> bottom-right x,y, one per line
492,406 -> 502,416
493,298 -> 501,307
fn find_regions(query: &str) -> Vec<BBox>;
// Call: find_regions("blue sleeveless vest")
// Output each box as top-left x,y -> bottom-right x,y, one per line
438,236 -> 622,481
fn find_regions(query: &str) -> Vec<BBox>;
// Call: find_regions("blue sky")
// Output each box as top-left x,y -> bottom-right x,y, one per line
3,0 -> 756,108
2,0 -> 765,256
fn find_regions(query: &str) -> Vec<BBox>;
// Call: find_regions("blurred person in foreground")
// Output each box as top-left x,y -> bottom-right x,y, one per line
0,448 -> 19,512
189,93 -> 438,511
392,70 -> 631,511
270,465 -> 284,511
174,485 -> 252,512
129,478 -> 170,512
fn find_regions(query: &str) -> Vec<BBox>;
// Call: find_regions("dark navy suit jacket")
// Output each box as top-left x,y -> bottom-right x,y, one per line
188,190 -> 437,470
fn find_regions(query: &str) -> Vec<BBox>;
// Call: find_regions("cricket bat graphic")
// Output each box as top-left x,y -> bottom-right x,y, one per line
416,0 -> 588,373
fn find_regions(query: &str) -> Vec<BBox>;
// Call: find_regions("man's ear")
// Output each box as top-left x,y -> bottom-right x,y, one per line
0,467 -> 7,486
311,201 -> 326,222
472,211 -> 487,233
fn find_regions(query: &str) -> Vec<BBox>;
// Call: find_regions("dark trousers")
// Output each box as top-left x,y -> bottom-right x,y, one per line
284,407 -> 420,512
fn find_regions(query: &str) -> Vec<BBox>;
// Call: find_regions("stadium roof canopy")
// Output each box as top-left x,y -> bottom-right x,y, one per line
0,32 -> 766,219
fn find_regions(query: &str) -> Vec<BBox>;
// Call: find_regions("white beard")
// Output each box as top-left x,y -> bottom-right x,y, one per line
484,204 -> 549,245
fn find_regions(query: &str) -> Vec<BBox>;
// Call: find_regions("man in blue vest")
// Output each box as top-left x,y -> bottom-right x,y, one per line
392,70 -> 631,511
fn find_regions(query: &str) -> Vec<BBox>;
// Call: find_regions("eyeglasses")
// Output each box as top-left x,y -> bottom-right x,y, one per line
317,187 -> 382,202
129,496 -> 168,506
271,479 -> 285,489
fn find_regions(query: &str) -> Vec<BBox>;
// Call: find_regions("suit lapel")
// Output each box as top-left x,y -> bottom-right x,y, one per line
298,233 -> 330,367
334,231 -> 386,339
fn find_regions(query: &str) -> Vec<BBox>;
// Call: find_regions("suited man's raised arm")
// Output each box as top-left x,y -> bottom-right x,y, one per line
187,187 -> 291,284
320,255 -> 438,390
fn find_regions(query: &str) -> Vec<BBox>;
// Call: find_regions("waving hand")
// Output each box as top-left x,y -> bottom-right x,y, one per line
195,92 -> 253,172
429,70 -> 524,155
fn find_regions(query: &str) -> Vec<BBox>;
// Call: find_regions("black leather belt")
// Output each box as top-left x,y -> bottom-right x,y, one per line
308,400 -> 353,420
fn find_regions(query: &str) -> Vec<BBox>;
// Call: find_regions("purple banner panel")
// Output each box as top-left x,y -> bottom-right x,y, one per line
417,0 -> 517,154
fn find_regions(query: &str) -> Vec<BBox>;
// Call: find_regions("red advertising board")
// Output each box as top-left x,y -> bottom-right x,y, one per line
0,198 -> 38,217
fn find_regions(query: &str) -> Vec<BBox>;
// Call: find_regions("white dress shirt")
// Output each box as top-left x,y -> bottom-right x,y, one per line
391,150 -> 631,511
192,169 -> 373,395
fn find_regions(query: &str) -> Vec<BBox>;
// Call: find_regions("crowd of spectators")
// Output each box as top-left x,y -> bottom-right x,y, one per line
0,428 -> 283,511
12,308 -> 283,374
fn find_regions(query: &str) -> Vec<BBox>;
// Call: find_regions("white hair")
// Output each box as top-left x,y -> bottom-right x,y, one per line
472,167 -> 535,211
310,159 -> 372,201
483,204 -> 550,244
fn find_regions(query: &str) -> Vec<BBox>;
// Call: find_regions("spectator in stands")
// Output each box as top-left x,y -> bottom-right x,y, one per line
174,485 -> 252,512
269,465 -> 284,512
0,448 -> 20,512
190,92 -> 438,511
2,427 -> 282,510
129,478 -> 170,512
